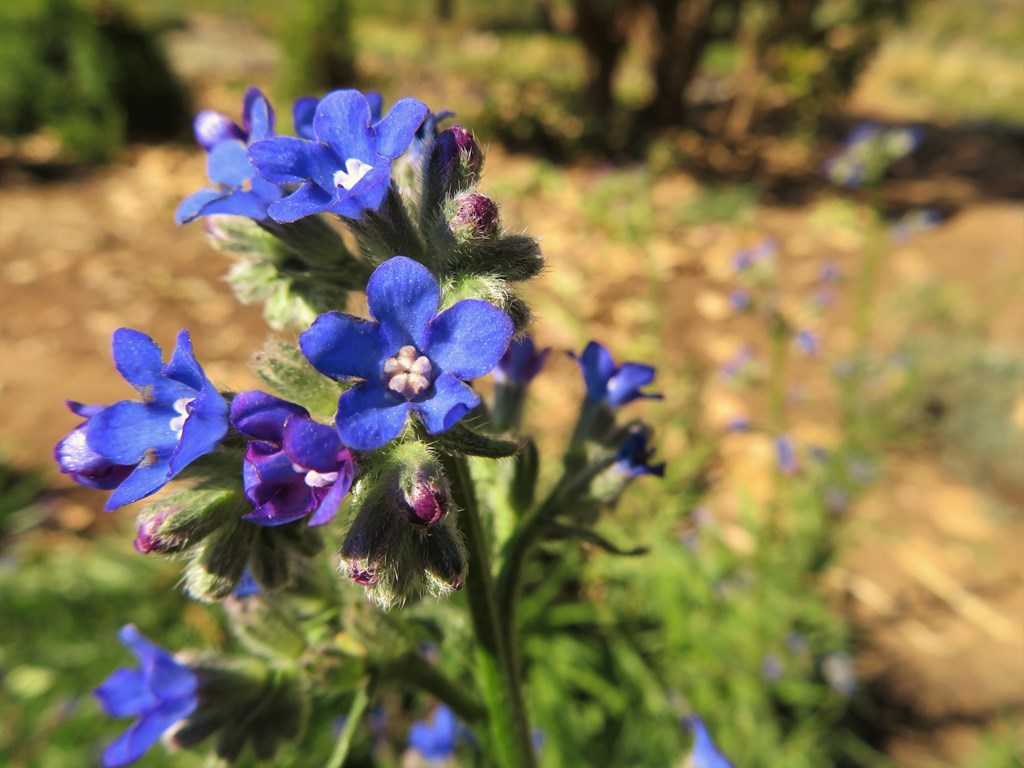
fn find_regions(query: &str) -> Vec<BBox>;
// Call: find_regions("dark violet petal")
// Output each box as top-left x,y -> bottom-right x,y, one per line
231,391 -> 308,442
366,256 -> 438,352
306,457 -> 354,526
88,401 -> 178,464
105,458 -> 172,510
266,182 -> 335,223
373,97 -> 430,158
336,384 -> 411,451
282,417 -> 342,473
94,667 -> 157,717
193,110 -> 243,151
607,362 -> 659,407
163,330 -> 204,392
243,448 -> 300,505
244,479 -> 314,526
175,187 -> 229,225
299,311 -> 385,381
364,91 -> 384,122
293,96 -> 319,140
312,89 -> 373,162
243,87 -> 275,142
206,140 -> 253,187
416,373 -> 479,435
426,299 -> 513,380
577,341 -> 616,402
248,137 -> 333,188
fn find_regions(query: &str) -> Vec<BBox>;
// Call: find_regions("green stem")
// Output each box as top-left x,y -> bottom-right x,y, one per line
442,453 -> 536,768
374,654 -> 486,723
325,681 -> 369,768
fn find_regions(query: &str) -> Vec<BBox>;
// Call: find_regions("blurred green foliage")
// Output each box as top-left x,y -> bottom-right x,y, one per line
0,0 -> 188,163
278,0 -> 356,99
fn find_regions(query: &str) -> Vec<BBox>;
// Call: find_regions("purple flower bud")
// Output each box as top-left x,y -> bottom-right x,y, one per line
54,403 -> 134,491
400,469 -> 450,527
495,336 -> 549,385
431,124 -> 481,178
133,507 -> 177,554
449,192 -> 500,237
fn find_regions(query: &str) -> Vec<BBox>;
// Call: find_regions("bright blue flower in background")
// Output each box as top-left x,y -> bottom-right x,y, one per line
56,329 -> 228,510
684,716 -> 734,768
774,434 -> 799,475
176,87 -> 283,224
94,625 -> 198,768
248,89 -> 429,222
615,428 -> 666,477
795,329 -> 819,356
408,705 -> 459,763
574,341 -> 661,408
230,390 -> 356,526
300,256 -> 513,450
495,335 -> 550,385
55,402 -> 134,490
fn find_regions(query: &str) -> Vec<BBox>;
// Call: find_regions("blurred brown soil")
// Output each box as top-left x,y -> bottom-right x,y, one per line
1,13 -> 1022,766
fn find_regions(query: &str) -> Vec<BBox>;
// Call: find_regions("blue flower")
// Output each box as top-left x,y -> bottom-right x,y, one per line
574,341 -> 661,408
57,329 -> 228,510
615,428 -> 666,477
684,716 -> 734,768
795,329 -> 819,356
495,336 -> 549,385
300,256 -> 513,451
247,89 -> 429,222
408,705 -> 459,763
230,391 -> 356,526
232,567 -> 262,599
774,435 -> 799,474
94,625 -> 199,768
176,87 -> 283,224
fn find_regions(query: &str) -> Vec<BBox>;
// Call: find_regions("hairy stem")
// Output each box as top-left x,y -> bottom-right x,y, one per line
374,654 -> 486,723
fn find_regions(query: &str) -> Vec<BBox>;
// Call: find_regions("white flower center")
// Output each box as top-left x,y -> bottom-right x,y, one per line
333,158 -> 373,191
304,469 -> 339,488
383,345 -> 432,399
169,397 -> 194,439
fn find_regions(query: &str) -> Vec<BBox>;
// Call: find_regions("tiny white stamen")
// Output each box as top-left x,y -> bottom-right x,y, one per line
169,397 -> 194,438
333,158 -> 373,190
382,345 -> 433,400
305,469 -> 339,488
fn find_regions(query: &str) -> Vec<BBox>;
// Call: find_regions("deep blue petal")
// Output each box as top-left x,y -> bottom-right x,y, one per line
293,96 -> 319,140
364,91 -> 384,122
426,299 -> 513,380
111,329 -> 195,404
94,667 -> 157,717
336,385 -> 411,451
329,164 -> 391,218
577,341 -> 616,402
299,311 -> 385,381
248,137 -> 334,188
306,458 -> 354,526
193,110 -> 243,151
206,140 -> 253,186
88,401 -> 178,464
607,362 -> 659,407
415,373 -> 479,435
366,256 -> 438,352
175,187 -> 229,225
231,391 -> 308,443
167,391 -> 228,475
105,458 -> 173,511
313,89 -> 373,161
282,417 -> 343,472
101,701 -> 192,768
267,182 -> 335,223
373,97 -> 430,159
163,330 -> 205,392
194,189 -> 275,221
243,87 -> 275,142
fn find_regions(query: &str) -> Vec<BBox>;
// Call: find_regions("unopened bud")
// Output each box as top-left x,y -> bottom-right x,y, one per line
400,468 -> 449,527
449,193 -> 499,239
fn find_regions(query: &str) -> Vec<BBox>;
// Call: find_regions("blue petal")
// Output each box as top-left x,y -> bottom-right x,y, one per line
231,391 -> 308,442
300,311 -> 385,382
336,385 -> 411,451
415,373 -> 479,435
94,667 -> 157,717
168,392 -> 228,475
607,363 -> 660,407
88,401 -> 178,464
282,417 -> 342,472
313,89 -> 373,162
364,91 -> 384,122
373,97 -> 430,159
105,458 -> 172,510
207,140 -> 252,186
194,189 -> 275,221
243,87 -> 275,142
293,96 -> 319,140
193,110 -> 243,151
101,699 -> 194,768
248,137 -> 334,188
687,716 -> 734,768
366,257 -> 438,352
111,329 -> 194,403
426,299 -> 513,380
306,459 -> 354,526
175,187 -> 229,225
330,164 -> 391,218
163,331 -> 204,392
267,182 -> 335,223
577,341 -> 616,402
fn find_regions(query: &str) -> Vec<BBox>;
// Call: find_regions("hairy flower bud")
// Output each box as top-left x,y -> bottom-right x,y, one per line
449,193 -> 499,240
399,466 -> 450,527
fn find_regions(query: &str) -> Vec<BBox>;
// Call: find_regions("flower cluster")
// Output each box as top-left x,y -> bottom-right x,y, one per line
824,121 -> 923,188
